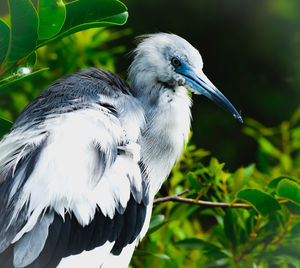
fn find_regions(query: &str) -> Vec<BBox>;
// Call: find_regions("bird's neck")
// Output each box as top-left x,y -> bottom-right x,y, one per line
132,80 -> 192,196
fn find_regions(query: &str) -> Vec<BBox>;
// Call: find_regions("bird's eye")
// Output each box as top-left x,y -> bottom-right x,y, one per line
171,57 -> 181,67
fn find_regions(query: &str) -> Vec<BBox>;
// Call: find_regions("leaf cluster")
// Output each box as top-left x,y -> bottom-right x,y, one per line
133,110 -> 300,268
0,0 -> 128,135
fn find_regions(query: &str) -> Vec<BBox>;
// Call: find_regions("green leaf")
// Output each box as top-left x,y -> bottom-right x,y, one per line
36,0 -> 128,47
244,163 -> 255,181
8,0 -> 38,62
237,189 -> 281,216
231,167 -> 245,196
0,68 -> 48,90
148,214 -> 171,234
149,214 -> 165,230
61,0 -> 127,33
134,249 -> 170,260
0,20 -> 10,66
37,10 -> 128,47
50,12 -> 128,42
187,173 -> 201,190
0,117 -> 13,138
38,0 -> 66,40
268,176 -> 298,191
277,179 -> 300,206
231,163 -> 255,197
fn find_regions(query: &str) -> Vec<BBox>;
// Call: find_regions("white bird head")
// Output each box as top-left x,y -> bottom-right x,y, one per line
129,33 -> 242,123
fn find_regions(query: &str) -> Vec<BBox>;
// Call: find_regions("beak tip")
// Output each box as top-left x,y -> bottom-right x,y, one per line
234,114 -> 243,124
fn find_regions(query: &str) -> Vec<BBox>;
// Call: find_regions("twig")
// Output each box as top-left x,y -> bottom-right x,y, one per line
154,189 -> 250,208
153,189 -> 189,204
153,190 -> 288,208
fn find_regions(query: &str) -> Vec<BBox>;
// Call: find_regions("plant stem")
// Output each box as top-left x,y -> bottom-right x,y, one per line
154,190 -> 250,208
153,190 -> 288,208
235,215 -> 262,264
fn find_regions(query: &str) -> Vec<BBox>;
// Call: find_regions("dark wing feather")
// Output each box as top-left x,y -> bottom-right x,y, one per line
111,194 -> 147,255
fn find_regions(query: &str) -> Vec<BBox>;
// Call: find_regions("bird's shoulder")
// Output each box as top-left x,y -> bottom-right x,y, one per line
48,67 -> 132,98
12,68 -> 143,130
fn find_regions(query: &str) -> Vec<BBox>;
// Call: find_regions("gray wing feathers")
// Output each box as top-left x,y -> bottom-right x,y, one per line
13,212 -> 54,268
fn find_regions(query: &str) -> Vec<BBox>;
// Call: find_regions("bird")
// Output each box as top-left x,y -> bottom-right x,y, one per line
0,33 -> 242,268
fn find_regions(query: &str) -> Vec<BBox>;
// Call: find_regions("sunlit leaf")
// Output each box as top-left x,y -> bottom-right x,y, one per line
277,179 -> 300,206
237,189 -> 280,216
0,117 -> 12,138
0,20 -> 10,66
38,0 -> 66,40
8,0 -> 38,62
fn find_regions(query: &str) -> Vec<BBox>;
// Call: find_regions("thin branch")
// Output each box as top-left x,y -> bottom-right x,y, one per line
154,197 -> 251,208
153,190 -> 288,208
154,189 -> 250,208
153,189 -> 189,204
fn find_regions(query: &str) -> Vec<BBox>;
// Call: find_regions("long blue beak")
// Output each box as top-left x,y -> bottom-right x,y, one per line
177,63 -> 243,123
